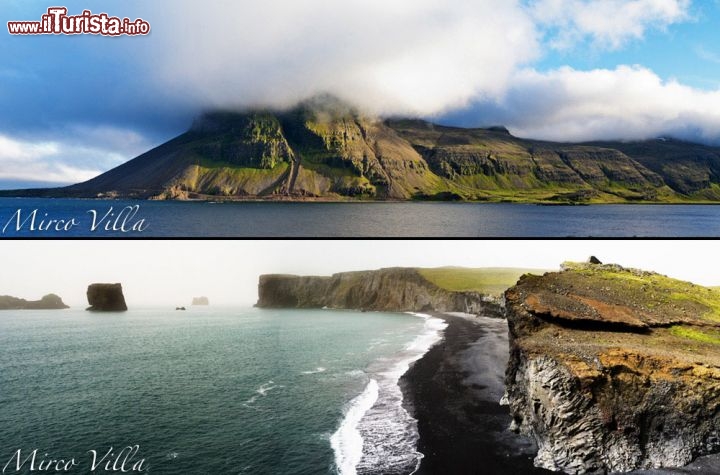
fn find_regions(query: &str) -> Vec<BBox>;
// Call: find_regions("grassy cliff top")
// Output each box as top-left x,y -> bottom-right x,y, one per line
507,262 -> 720,365
558,261 -> 720,326
418,267 -> 546,296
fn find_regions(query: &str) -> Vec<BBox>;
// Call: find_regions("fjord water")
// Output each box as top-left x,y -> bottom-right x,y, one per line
2,198 -> 720,237
0,307 -> 436,474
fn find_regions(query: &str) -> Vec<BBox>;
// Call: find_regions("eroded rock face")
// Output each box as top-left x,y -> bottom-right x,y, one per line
86,283 -> 127,312
504,263 -> 720,474
257,268 -> 501,315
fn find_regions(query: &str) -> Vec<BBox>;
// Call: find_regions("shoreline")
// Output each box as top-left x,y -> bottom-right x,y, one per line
400,312 -> 551,475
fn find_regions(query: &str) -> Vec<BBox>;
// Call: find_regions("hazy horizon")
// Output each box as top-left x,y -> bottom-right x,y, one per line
0,240 -> 717,308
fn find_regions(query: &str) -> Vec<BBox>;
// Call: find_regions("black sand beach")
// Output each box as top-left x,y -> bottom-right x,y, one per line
401,313 -> 552,475
402,313 -> 720,475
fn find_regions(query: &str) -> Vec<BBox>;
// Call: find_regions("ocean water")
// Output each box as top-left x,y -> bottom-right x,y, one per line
0,307 -> 444,475
1,198 -> 720,237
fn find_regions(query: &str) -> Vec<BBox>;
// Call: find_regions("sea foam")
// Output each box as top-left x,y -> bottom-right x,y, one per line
301,367 -> 327,375
331,313 -> 447,475
330,379 -> 379,475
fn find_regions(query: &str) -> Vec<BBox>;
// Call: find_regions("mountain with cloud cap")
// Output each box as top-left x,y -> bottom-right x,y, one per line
6,97 -> 720,203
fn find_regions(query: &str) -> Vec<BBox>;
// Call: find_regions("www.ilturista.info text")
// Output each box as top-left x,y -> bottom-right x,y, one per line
7,7 -> 150,36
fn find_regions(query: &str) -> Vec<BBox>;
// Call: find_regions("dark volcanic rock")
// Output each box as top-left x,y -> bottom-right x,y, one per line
86,283 -> 127,312
0,293 -> 69,310
504,262 -> 720,474
257,268 -> 501,315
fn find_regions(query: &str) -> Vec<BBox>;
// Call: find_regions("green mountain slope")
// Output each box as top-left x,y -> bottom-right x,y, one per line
8,98 -> 720,203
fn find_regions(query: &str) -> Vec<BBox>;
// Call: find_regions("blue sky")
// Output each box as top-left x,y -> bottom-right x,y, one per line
1,0 -> 720,187
532,2 -> 720,89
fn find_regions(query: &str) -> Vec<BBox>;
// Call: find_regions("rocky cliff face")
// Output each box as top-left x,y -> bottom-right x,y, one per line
86,283 -> 128,312
504,262 -> 720,474
257,268 -> 501,315
0,293 -> 69,310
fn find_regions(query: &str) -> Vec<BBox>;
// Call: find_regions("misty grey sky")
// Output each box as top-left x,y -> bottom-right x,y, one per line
0,240 -> 717,308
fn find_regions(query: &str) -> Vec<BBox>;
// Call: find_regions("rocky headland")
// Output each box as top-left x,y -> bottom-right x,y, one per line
0,294 -> 69,310
86,283 -> 128,312
504,262 -> 720,474
256,268 -> 502,315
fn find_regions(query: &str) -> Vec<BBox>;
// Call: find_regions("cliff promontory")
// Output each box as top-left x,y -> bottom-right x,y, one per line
86,283 -> 128,312
257,268 -> 502,315
0,294 -> 69,310
504,262 -> 720,474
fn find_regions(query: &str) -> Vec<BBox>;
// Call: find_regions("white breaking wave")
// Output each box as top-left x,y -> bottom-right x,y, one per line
330,379 -> 380,475
331,313 -> 448,475
301,367 -> 327,375
256,381 -> 278,396
243,380 -> 283,407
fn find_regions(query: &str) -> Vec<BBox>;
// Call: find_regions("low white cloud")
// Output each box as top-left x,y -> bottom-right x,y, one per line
529,0 -> 690,50
143,0 -> 695,118
147,0 -> 539,116
492,65 -> 720,143
0,126 -> 155,185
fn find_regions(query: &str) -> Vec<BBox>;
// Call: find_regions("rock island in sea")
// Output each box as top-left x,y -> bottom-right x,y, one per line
86,283 -> 128,311
0,293 -> 69,310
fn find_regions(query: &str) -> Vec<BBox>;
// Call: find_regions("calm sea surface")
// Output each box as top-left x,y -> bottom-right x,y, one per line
1,198 -> 719,237
0,307 -> 443,475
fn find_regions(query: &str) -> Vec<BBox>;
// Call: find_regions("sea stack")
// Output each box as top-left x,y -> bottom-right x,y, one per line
504,262 -> 720,474
86,283 -> 128,312
192,296 -> 209,306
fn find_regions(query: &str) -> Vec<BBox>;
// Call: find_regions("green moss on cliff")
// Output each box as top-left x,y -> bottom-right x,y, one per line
670,326 -> 720,345
562,261 -> 720,324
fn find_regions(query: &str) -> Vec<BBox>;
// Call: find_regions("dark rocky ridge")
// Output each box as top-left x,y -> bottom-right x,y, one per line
6,98 -> 720,202
0,294 -> 69,310
504,262 -> 720,474
86,283 -> 127,312
256,268 -> 502,315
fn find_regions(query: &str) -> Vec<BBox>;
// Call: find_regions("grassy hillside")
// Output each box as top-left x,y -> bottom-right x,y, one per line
418,267 -> 546,296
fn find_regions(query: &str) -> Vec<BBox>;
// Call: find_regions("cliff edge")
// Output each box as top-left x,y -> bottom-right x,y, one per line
504,262 -> 720,474
257,268 -> 501,315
